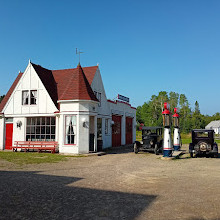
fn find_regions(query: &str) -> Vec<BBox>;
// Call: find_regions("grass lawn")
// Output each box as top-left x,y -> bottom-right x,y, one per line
0,151 -> 69,165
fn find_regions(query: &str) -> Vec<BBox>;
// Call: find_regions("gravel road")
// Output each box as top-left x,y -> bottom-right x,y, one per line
0,145 -> 219,220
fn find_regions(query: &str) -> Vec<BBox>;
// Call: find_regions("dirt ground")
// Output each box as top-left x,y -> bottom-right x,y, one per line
0,145 -> 219,220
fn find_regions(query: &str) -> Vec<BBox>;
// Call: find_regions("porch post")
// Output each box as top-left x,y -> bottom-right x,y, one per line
94,116 -> 97,151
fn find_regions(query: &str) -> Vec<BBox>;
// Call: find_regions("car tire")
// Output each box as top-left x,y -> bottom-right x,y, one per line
134,143 -> 139,154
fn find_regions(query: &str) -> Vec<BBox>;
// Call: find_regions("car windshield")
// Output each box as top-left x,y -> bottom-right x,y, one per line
196,132 -> 209,138
142,130 -> 157,135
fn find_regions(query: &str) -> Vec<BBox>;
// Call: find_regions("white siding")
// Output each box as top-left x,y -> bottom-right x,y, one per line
0,118 -> 5,150
91,68 -> 111,116
3,63 -> 58,116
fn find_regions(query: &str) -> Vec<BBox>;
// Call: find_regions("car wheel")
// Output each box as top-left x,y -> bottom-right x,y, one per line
134,143 -> 139,154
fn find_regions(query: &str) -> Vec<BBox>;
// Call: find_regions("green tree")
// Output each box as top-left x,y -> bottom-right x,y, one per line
192,101 -> 205,129
0,95 -> 5,103
135,91 -> 220,132
169,92 -> 179,111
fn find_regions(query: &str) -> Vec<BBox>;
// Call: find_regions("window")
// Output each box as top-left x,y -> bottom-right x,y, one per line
97,118 -> 102,140
94,91 -> 101,107
22,91 -> 29,105
30,90 -> 37,105
105,119 -> 109,134
65,116 -> 77,144
22,90 -> 37,105
26,117 -> 56,141
98,93 -> 101,107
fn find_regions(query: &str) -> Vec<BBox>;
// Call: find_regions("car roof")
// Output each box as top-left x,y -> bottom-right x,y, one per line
192,129 -> 214,132
142,126 -> 162,130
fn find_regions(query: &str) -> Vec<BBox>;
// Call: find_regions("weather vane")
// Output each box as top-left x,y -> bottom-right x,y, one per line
76,48 -> 84,64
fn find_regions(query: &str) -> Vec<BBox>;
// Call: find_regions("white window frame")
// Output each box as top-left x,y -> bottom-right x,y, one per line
94,90 -> 101,107
22,90 -> 29,105
30,90 -> 37,105
26,117 -> 56,141
65,115 -> 77,145
22,90 -> 37,105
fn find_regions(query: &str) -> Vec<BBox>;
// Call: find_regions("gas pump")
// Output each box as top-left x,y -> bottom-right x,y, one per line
173,108 -> 181,151
162,103 -> 173,157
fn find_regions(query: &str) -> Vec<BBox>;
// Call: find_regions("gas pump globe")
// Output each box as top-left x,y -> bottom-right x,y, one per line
162,103 -> 171,127
173,108 -> 179,127
173,107 -> 181,151
162,103 -> 173,157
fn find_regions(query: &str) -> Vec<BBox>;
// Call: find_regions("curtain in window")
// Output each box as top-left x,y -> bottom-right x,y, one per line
31,90 -> 37,104
65,116 -> 76,144
22,91 -> 29,105
31,90 -> 37,98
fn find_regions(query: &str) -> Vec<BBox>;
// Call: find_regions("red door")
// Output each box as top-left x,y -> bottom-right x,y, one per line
5,124 -> 13,150
126,117 -> 133,145
112,115 -> 121,147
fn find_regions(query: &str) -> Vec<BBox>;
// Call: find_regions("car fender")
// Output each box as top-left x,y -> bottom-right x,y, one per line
189,143 -> 194,152
213,143 -> 218,152
134,141 -> 141,148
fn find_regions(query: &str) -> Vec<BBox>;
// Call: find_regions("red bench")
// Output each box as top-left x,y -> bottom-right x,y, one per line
13,141 -> 58,153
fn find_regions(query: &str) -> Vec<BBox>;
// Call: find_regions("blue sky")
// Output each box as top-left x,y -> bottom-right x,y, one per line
0,0 -> 220,115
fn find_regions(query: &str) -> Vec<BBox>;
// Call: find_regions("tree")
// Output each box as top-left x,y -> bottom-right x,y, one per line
194,101 -> 200,114
0,95 -> 5,103
136,106 -> 143,123
135,91 -> 220,133
169,92 -> 179,111
191,101 -> 205,129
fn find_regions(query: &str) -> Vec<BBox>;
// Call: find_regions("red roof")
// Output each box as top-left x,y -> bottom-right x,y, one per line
52,64 -> 98,101
0,63 -> 98,112
0,72 -> 23,112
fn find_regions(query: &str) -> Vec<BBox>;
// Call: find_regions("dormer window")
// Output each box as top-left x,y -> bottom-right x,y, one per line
30,90 -> 37,105
22,90 -> 37,105
22,90 -> 29,105
94,90 -> 101,107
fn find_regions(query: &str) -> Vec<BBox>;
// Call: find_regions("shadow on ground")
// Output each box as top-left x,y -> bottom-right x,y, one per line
0,171 -> 156,220
103,145 -> 135,154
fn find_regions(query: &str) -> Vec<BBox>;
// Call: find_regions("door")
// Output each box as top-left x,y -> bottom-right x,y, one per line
112,115 -> 121,147
97,118 -> 103,152
89,116 -> 95,151
5,124 -> 13,150
126,117 -> 133,145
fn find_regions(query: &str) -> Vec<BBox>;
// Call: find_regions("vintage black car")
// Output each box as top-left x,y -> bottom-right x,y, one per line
134,126 -> 163,155
189,129 -> 218,158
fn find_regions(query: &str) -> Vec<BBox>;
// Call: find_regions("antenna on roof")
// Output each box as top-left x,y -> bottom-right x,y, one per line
76,48 -> 84,65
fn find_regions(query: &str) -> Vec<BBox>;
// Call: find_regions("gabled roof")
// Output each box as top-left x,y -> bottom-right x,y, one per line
206,120 -> 220,128
0,72 -> 23,112
32,63 -> 58,108
0,63 -> 98,113
52,64 -> 98,101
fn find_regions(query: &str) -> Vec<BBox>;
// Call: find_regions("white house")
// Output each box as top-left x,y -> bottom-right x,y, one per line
0,61 -> 136,154
205,120 -> 220,134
